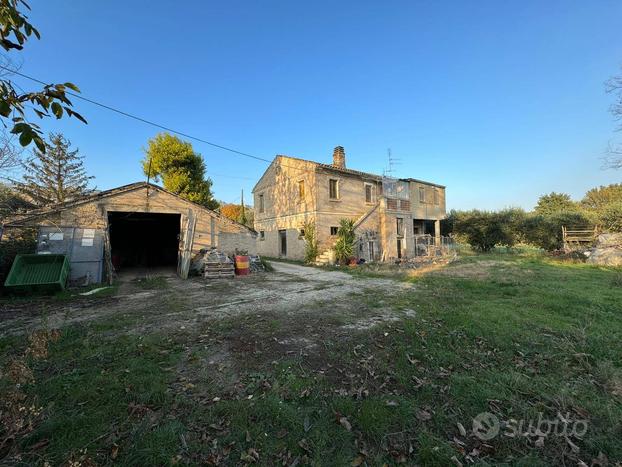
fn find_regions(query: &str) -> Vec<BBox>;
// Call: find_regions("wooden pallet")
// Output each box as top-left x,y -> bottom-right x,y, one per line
204,262 -> 234,279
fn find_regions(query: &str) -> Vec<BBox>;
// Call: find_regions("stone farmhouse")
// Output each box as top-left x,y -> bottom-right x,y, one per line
253,147 -> 446,262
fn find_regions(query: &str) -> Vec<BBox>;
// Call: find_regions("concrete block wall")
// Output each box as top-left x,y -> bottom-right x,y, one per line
256,227 -> 306,260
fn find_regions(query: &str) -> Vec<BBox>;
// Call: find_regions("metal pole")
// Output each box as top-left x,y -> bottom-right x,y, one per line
241,189 -> 245,222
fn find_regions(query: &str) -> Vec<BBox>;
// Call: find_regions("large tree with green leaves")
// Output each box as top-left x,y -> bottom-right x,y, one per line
143,133 -> 218,210
534,192 -> 577,216
0,0 -> 86,151
581,183 -> 622,210
15,133 -> 93,205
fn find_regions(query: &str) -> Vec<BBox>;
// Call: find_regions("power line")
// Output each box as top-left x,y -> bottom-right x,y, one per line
0,65 -> 273,165
0,66 -> 391,183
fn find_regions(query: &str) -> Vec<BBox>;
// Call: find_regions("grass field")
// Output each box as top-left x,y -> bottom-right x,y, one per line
1,253 -> 621,466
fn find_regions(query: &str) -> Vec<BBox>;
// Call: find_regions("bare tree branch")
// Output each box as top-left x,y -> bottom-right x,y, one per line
605,68 -> 622,169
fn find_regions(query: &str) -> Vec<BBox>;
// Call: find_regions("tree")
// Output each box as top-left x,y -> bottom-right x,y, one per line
143,133 -> 218,210
0,181 -> 31,218
15,133 -> 93,205
302,221 -> 318,264
605,69 -> 622,169
598,201 -> 622,233
220,203 -> 242,222
452,209 -> 524,252
0,128 -> 22,175
534,192 -> 577,216
219,202 -> 253,227
0,1 -> 86,151
581,184 -> 622,210
523,211 -> 592,251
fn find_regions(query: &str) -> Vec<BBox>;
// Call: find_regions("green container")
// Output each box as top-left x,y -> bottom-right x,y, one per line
4,254 -> 70,293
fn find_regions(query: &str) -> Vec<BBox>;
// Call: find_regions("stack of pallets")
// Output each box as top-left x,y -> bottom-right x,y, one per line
203,248 -> 234,279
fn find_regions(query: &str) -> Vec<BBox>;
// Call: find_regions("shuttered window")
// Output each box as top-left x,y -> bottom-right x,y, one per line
329,179 -> 339,199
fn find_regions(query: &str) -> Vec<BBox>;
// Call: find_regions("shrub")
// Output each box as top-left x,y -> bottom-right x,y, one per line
302,221 -> 318,264
598,201 -> 622,232
334,218 -> 355,263
0,229 -> 37,284
522,211 -> 592,251
452,209 -> 524,252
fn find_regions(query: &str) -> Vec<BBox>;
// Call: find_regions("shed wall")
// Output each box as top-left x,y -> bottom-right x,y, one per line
4,185 -> 257,281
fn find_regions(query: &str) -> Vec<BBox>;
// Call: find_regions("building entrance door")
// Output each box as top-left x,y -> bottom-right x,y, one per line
279,230 -> 287,256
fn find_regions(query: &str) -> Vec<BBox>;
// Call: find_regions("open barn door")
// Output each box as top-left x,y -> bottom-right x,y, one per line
177,209 -> 196,279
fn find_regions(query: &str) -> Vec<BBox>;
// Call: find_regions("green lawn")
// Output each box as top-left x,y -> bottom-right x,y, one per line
1,253 -> 621,466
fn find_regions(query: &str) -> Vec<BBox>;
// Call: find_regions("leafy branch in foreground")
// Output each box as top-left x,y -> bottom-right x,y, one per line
0,0 -> 86,151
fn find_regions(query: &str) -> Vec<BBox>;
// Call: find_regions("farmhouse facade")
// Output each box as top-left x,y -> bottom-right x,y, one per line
253,147 -> 446,262
2,182 -> 256,284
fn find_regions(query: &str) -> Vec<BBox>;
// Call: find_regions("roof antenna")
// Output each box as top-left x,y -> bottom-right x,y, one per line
383,148 -> 401,177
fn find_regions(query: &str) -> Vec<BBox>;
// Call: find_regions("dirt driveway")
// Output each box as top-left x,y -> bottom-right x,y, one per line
0,261 -> 416,337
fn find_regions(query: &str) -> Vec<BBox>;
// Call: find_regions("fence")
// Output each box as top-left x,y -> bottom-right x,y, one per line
562,226 -> 598,251
413,234 -> 455,258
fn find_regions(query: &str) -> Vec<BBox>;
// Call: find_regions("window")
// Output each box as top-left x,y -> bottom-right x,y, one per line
434,188 -> 440,205
365,183 -> 373,203
397,217 -> 405,237
298,180 -> 305,199
330,226 -> 339,236
258,194 -> 265,213
419,186 -> 425,203
329,179 -> 339,200
259,230 -> 265,240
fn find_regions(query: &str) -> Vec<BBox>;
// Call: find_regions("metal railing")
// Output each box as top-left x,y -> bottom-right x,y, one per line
413,234 -> 455,257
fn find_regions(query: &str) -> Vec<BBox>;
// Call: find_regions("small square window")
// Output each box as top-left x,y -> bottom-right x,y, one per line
258,194 -> 265,213
330,226 -> 339,236
259,230 -> 265,240
329,179 -> 339,199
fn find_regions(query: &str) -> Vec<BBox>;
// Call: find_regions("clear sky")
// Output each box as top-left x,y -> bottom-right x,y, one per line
13,0 -> 622,210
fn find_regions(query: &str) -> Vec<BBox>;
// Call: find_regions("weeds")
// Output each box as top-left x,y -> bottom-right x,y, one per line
0,253 -> 620,465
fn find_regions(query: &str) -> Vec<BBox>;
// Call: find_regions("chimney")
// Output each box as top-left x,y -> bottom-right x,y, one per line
332,146 -> 346,169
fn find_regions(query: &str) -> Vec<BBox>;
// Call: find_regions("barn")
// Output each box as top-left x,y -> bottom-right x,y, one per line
1,182 -> 257,284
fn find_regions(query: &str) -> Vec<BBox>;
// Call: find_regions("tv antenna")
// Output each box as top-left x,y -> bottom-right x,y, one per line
383,148 -> 401,177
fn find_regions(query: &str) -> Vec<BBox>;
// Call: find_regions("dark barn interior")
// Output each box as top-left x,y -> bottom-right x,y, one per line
108,212 -> 181,270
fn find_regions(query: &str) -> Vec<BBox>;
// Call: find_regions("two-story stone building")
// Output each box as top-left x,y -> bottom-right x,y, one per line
252,147 -> 446,262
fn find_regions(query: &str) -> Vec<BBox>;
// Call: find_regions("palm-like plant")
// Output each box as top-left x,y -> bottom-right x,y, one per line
334,218 -> 355,264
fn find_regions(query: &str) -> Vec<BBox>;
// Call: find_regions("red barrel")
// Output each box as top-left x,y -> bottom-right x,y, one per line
234,255 -> 250,275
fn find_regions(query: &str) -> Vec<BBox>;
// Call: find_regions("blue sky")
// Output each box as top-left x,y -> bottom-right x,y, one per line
13,0 -> 622,209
